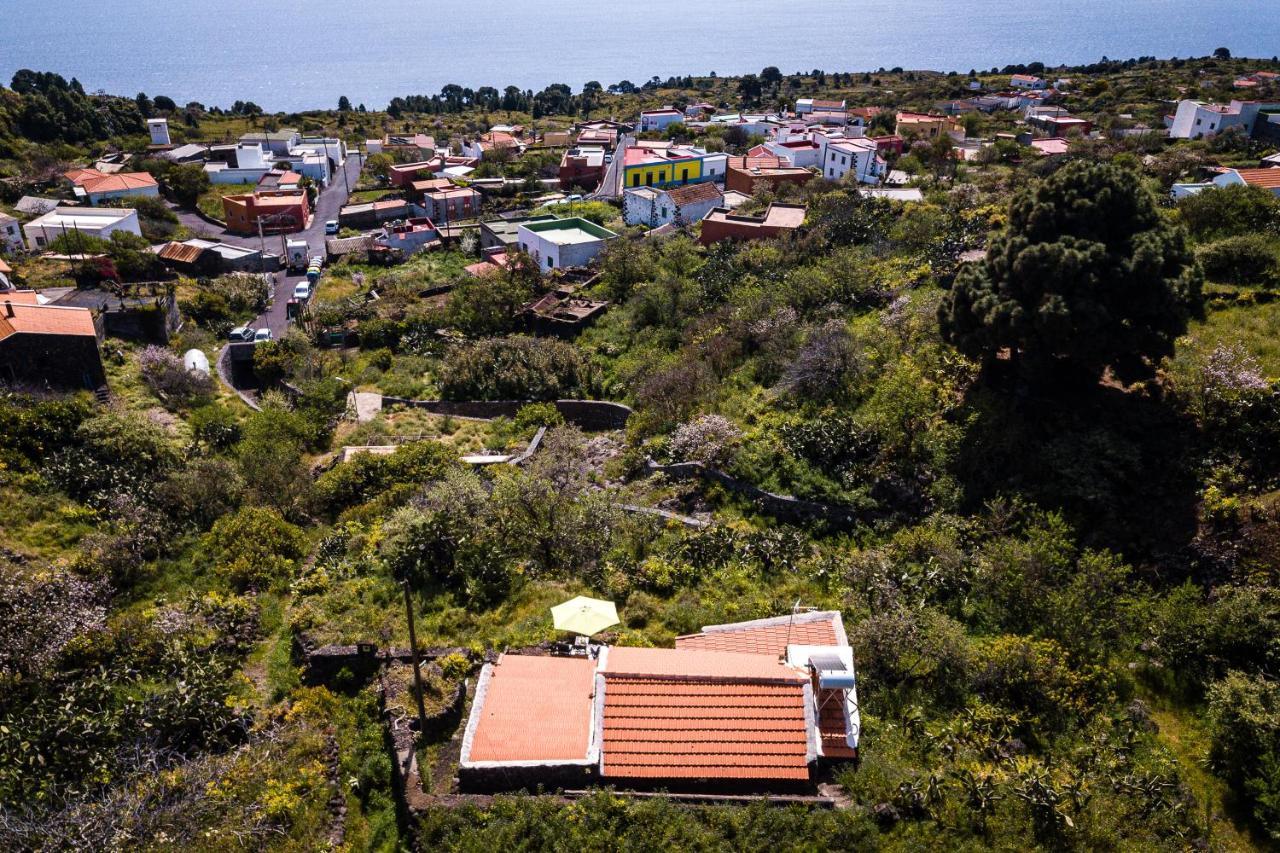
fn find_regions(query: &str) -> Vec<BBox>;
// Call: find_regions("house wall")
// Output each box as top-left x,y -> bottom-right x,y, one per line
0,333 -> 105,389
725,166 -> 812,195
623,191 -> 661,227
699,216 -> 796,246
0,219 -> 23,252
640,112 -> 683,132
624,157 -> 704,189
86,184 -> 160,206
23,211 -> 141,249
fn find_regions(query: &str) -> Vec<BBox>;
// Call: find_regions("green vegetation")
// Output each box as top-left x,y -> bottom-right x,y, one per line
3,53 -> 1280,851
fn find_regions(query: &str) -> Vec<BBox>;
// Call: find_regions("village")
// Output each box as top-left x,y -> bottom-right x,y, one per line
2,54 -> 1280,849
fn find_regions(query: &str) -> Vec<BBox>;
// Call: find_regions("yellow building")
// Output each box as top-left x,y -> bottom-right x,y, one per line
622,144 -> 721,189
894,112 -> 963,139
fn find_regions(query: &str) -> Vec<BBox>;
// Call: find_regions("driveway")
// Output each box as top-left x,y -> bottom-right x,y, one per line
176,154 -> 363,336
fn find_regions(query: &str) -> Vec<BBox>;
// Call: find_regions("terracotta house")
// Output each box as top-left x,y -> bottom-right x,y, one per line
724,155 -> 815,194
0,292 -> 105,389
222,190 -> 311,234
699,203 -> 806,245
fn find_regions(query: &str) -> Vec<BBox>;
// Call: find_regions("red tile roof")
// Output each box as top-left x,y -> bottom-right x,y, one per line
78,172 -> 157,194
466,654 -> 596,762
0,302 -> 97,340
601,677 -> 810,780
664,181 -> 722,206
675,612 -> 843,657
1233,168 -> 1280,189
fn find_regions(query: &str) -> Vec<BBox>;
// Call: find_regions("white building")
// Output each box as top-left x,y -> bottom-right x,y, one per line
795,98 -> 846,116
761,138 -> 823,169
299,136 -> 348,169
821,138 -> 883,184
1212,168 -> 1280,197
1168,99 -> 1280,140
23,207 -> 141,250
1010,74 -> 1047,90
205,142 -> 275,184
516,217 -> 617,270
639,108 -> 685,132
623,181 -> 724,229
147,117 -> 171,146
0,214 -> 24,253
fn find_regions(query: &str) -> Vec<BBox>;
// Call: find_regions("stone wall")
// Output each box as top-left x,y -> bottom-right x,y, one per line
645,460 -> 862,529
381,397 -> 632,431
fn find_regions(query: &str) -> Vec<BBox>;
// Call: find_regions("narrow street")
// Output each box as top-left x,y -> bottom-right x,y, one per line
175,153 -> 363,336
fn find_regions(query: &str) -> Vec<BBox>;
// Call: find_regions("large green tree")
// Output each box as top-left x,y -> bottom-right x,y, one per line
939,162 -> 1202,384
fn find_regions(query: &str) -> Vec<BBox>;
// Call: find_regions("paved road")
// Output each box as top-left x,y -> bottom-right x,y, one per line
175,154 -> 363,336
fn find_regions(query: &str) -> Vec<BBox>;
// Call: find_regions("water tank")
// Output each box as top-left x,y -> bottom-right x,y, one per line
183,349 -> 210,375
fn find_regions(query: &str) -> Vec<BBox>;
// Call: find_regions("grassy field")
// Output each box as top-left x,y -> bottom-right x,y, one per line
197,181 -> 257,220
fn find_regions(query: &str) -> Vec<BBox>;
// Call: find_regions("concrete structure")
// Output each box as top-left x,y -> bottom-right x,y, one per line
378,134 -> 436,159
639,107 -> 685,132
725,155 -> 815,194
0,214 -> 23,253
1028,114 -> 1092,136
1168,99 -> 1280,140
299,136 -> 348,170
222,190 -> 310,234
895,112 -> 964,140
700,203 -> 806,245
758,138 -> 823,169
820,138 -> 883,184
458,611 -> 858,793
479,214 -> 558,251
205,142 -> 274,184
376,218 -> 441,255
23,206 -> 141,250
238,129 -> 301,157
415,180 -> 481,223
624,181 -> 724,228
161,143 -> 209,164
516,217 -> 617,270
621,143 -> 726,190
147,117 -> 171,146
0,293 -> 105,390
559,147 -> 607,190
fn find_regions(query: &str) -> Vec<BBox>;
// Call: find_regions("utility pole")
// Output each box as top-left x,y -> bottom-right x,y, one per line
258,214 -> 267,275
402,580 -> 429,737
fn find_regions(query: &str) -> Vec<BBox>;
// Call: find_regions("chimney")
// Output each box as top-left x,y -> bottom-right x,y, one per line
3,301 -> 12,318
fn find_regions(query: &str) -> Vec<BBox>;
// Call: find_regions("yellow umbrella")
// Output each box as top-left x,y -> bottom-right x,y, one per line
551,596 -> 619,636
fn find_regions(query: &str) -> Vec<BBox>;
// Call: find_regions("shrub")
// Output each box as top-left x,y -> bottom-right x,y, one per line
437,336 -> 584,401
667,414 -> 742,466
202,506 -> 306,590
313,441 -> 454,517
190,404 -> 242,449
137,346 -> 214,406
1179,183 -> 1280,241
512,402 -> 564,432
1197,235 -> 1279,286
1207,671 -> 1280,837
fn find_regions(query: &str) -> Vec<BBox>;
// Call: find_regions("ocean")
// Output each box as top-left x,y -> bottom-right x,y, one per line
1,0 -> 1277,112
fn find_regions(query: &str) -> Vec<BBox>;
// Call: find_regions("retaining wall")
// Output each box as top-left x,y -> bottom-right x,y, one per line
381,397 -> 632,431
645,460 -> 862,529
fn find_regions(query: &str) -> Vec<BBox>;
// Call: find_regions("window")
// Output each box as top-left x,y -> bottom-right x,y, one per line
646,173 -> 653,186
546,256 -> 554,269
1196,118 -> 1202,126
680,168 -> 689,183
631,174 -> 640,187
661,206 -> 668,218
841,156 -> 847,165
36,236 -> 45,247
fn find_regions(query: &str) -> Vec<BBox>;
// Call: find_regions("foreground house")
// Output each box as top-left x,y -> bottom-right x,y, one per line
458,611 -> 858,793
623,181 -> 724,229
0,213 -> 23,253
479,214 -> 559,251
516,217 -> 617,270
376,217 -> 441,255
895,112 -> 964,140
821,138 -> 884,184
64,168 -> 159,206
0,292 -> 105,389
23,206 -> 141,250
700,203 -> 806,245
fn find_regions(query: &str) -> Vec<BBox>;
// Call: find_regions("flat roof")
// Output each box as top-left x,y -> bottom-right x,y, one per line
26,207 -> 136,229
466,654 -> 596,763
520,217 -> 617,243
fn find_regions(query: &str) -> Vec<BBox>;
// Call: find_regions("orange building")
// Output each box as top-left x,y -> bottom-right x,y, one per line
724,155 -> 815,194
222,190 -> 311,234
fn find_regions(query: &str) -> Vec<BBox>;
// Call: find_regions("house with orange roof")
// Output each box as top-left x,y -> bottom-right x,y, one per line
895,112 -> 964,141
64,168 -> 159,206
623,180 -> 724,229
0,293 -> 105,389
724,154 -> 815,194
1213,167 -> 1280,196
458,610 -> 858,793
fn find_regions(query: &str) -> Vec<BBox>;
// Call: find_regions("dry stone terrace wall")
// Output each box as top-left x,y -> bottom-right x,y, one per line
381,397 -> 632,431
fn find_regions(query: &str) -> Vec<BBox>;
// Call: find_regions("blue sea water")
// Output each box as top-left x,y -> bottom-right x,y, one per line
1,0 -> 1277,112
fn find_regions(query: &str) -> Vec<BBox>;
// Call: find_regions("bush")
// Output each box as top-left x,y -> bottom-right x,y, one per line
312,441 -> 454,517
512,402 -> 564,432
202,506 -> 306,589
1197,234 -> 1279,286
1179,183 -> 1280,241
437,336 -> 584,401
190,404 -> 242,450
137,346 -> 214,406
1208,671 -> 1280,837
668,414 -> 742,466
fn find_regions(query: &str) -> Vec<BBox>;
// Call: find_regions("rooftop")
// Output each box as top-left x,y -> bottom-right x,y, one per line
465,654 -> 596,763
1230,167 -> 1280,189
0,300 -> 97,340
25,206 -> 137,230
704,203 -> 807,230
623,144 -> 709,167
675,612 -> 846,657
663,181 -> 723,206
519,217 -> 617,244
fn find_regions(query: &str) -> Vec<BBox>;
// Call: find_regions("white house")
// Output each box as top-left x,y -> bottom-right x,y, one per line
639,108 -> 685,133
1010,74 -> 1047,90
623,181 -> 724,229
761,138 -> 823,169
821,138 -> 883,184
147,118 -> 171,146
205,142 -> 274,184
1169,99 -> 1280,140
0,214 -> 24,253
1212,168 -> 1280,197
69,171 -> 160,206
23,207 -> 141,250
516,217 -> 617,270
238,129 -> 301,157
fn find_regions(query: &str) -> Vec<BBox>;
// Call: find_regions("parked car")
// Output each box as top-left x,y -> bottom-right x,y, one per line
228,326 -> 255,342
324,220 -> 339,235
293,282 -> 312,300
253,328 -> 273,343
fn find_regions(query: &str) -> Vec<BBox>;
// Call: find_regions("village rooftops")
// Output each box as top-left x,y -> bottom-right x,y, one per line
675,611 -> 847,657
519,217 -> 617,245
464,654 -> 597,765
64,169 -> 157,193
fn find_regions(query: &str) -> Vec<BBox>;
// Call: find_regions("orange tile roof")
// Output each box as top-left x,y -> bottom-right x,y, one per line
79,172 -> 157,194
601,677 -> 810,780
816,685 -> 856,759
664,181 -> 722,206
466,654 -> 595,762
64,167 -> 107,185
1234,168 -> 1280,189
0,302 -> 97,340
675,614 -> 842,658
0,290 -> 39,305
